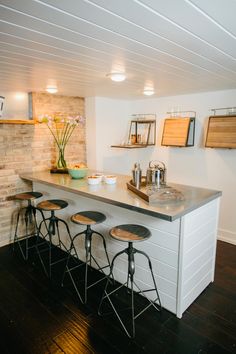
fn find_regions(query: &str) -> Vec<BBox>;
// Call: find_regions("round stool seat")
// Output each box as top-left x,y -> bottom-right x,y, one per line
37,199 -> 68,211
110,224 -> 151,242
71,211 -> 106,225
15,191 -> 43,201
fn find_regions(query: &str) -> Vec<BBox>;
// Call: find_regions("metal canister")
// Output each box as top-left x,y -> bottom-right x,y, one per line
132,163 -> 142,189
146,161 -> 166,188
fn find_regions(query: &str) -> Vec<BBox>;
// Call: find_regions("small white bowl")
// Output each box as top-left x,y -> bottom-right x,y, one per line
104,175 -> 117,184
94,173 -> 104,181
87,175 -> 102,185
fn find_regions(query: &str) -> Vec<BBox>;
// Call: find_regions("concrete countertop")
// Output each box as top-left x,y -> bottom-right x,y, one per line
20,170 -> 222,221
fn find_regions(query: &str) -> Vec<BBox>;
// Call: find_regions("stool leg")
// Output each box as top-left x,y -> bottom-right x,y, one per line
99,245 -> 161,338
35,217 -> 51,277
61,231 -> 84,286
13,207 -> 27,260
98,248 -> 127,313
61,231 -> 86,303
13,207 -> 24,253
130,274 -> 135,338
13,206 -> 34,261
24,208 -> 30,261
91,230 -> 111,271
24,204 -> 36,260
44,214 -> 54,278
84,228 -> 91,303
127,242 -> 134,292
85,229 -> 114,295
135,249 -> 162,311
13,209 -> 21,249
36,209 -> 47,240
98,247 -> 136,337
66,242 -> 84,302
56,218 -> 73,249
44,216 -> 72,279
63,226 -> 112,304
48,230 -> 52,279
127,242 -> 135,338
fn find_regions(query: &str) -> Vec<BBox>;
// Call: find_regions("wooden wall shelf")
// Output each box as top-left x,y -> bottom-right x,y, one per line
111,144 -> 153,149
161,117 -> 195,147
205,115 -> 236,149
111,114 -> 156,149
0,119 -> 35,125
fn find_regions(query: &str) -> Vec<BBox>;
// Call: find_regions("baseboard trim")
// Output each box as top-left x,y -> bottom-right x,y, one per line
218,229 -> 236,245
0,239 -> 13,248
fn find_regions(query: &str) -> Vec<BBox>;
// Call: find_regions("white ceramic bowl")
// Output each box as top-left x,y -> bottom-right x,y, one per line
87,175 -> 102,185
104,175 -> 117,184
94,173 -> 104,182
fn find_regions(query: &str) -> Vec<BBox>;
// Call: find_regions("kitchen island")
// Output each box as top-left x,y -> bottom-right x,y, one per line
21,170 -> 221,318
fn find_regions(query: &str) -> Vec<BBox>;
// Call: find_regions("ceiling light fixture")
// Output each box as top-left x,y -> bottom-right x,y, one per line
107,72 -> 126,82
143,88 -> 155,96
46,86 -> 58,94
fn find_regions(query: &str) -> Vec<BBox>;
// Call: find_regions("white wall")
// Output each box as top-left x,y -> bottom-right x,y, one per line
85,89 -> 236,245
86,96 -> 133,173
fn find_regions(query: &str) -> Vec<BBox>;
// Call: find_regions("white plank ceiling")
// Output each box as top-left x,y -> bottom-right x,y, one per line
0,0 -> 236,98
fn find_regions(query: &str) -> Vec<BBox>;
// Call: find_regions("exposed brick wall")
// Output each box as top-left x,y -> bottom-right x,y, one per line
0,93 -> 86,246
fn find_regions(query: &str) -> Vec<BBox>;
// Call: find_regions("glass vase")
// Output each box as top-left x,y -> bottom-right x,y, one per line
56,146 -> 67,170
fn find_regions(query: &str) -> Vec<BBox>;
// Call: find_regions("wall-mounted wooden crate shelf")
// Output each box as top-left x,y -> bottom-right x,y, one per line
205,115 -> 236,148
111,114 -> 156,149
161,117 -> 195,147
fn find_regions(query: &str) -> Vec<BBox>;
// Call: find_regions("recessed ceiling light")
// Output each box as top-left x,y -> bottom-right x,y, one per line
107,72 -> 126,82
143,88 -> 155,96
46,86 -> 58,94
14,92 -> 26,100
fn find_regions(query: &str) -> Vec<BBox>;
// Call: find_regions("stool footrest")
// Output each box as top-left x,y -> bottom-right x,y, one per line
98,234 -> 162,338
50,257 -> 68,266
14,232 -> 37,241
61,222 -> 111,304
99,279 -> 161,338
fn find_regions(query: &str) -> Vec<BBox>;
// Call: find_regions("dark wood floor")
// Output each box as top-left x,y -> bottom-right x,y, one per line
0,239 -> 235,354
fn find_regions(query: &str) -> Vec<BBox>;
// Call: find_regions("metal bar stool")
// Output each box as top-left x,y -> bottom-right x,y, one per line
36,199 -> 72,279
61,211 -> 111,304
13,191 -> 43,260
98,224 -> 162,338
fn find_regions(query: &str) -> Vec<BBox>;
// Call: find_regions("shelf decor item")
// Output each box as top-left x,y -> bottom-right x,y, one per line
37,112 -> 84,172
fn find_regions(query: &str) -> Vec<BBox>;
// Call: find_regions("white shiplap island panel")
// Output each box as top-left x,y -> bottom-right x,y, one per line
21,171 -> 221,318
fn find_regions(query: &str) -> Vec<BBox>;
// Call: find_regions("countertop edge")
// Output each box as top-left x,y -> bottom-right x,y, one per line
21,173 -> 222,222
21,174 -> 172,221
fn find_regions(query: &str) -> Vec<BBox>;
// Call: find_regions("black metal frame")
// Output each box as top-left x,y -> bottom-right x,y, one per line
98,242 -> 162,338
36,210 -> 73,278
61,225 -> 111,304
13,200 -> 44,260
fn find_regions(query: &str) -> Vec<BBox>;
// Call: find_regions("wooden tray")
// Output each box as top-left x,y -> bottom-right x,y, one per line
127,180 -> 184,203
127,180 -> 149,202
50,168 -> 68,174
